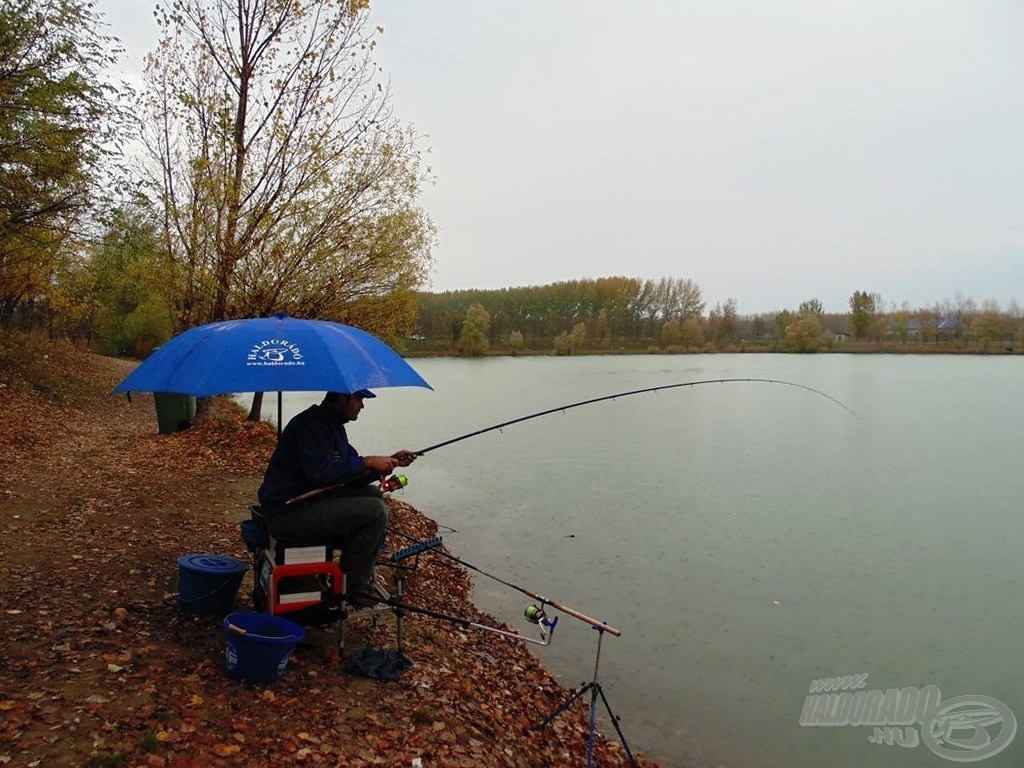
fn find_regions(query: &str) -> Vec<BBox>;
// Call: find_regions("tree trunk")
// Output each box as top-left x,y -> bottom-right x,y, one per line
247,392 -> 264,421
195,396 -> 211,421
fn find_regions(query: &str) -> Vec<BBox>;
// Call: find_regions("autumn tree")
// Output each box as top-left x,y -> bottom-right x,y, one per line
799,298 -> 824,317
785,314 -> 829,352
47,251 -> 95,342
708,298 -> 738,344
849,291 -> 876,340
508,329 -> 524,355
456,303 -> 490,357
637,277 -> 704,333
914,308 -> 939,342
553,322 -> 586,355
141,0 -> 434,334
775,309 -> 793,341
972,311 -> 1008,348
87,207 -> 173,356
680,317 -> 704,348
889,301 -> 912,342
0,0 -> 124,324
751,315 -> 767,340
660,318 -> 681,347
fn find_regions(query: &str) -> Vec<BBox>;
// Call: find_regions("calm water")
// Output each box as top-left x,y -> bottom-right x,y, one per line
260,355 -> 1024,768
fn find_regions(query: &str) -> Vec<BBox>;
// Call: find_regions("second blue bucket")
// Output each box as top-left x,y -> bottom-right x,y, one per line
223,612 -> 306,685
176,554 -> 248,614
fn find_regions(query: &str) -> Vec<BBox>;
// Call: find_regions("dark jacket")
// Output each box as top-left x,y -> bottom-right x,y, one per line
257,401 -> 369,514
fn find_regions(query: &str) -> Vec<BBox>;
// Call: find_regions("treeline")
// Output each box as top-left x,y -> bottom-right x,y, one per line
416,277 -> 707,349
413,280 -> 1024,355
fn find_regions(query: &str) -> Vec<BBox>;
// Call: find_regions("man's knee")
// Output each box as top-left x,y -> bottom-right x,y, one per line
369,499 -> 388,529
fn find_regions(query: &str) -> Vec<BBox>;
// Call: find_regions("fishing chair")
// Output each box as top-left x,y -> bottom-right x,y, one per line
242,507 -> 345,616
241,506 -> 399,654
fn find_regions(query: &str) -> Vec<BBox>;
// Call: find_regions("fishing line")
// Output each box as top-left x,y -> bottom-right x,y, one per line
288,377 -> 852,506
413,377 -> 854,455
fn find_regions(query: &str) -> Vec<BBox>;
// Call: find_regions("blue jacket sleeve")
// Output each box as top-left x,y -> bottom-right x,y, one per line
294,414 -> 366,486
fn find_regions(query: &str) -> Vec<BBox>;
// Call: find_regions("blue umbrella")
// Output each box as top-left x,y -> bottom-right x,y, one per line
112,314 -> 431,428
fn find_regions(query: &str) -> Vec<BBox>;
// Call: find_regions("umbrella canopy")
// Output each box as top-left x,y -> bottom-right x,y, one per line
112,314 -> 431,398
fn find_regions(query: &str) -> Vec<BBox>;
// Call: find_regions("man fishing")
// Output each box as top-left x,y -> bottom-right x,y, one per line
257,390 -> 417,607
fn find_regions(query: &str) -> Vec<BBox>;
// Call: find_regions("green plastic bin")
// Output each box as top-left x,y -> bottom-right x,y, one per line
154,392 -> 197,434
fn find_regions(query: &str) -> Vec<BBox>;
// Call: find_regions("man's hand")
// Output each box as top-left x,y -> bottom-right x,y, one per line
391,450 -> 418,468
364,455 -> 399,475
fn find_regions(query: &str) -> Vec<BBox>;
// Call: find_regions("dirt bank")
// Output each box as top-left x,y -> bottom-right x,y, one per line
0,340 -> 662,768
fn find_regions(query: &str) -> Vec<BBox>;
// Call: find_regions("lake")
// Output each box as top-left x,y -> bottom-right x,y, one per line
258,354 -> 1024,767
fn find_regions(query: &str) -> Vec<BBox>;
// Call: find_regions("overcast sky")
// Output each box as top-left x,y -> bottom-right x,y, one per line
97,1 -> 1024,315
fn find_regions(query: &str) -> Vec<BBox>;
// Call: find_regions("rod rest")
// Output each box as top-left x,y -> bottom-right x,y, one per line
390,536 -> 443,563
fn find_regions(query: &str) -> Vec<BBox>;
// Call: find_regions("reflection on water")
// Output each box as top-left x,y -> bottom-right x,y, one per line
260,354 -> 1024,768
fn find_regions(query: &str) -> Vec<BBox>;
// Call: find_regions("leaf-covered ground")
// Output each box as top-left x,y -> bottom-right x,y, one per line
0,344 -> 665,768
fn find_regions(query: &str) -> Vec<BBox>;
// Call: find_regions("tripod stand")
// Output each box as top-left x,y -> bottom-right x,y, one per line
536,625 -> 637,767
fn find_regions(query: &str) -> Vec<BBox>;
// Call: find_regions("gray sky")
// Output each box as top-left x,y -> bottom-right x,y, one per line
98,0 -> 1024,315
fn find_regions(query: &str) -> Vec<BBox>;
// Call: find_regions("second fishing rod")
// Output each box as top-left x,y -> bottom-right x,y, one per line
387,527 -> 621,636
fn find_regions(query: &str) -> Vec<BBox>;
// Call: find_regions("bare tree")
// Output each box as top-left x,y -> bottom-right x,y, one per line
140,0 -> 434,333
642,276 -> 704,325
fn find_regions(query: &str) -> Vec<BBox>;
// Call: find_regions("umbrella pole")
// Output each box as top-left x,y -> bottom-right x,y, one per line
277,391 -> 282,437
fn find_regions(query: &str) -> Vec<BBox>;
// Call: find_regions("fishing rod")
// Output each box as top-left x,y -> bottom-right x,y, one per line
388,527 -> 621,636
414,377 -> 854,455
287,377 -> 853,506
365,593 -> 558,647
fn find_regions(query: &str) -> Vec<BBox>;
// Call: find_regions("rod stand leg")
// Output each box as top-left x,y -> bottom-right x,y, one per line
593,682 -> 637,765
534,627 -> 637,767
535,682 -> 592,731
395,570 -> 406,655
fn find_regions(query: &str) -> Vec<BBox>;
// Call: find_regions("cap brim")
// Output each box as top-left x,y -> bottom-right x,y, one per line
353,388 -> 376,398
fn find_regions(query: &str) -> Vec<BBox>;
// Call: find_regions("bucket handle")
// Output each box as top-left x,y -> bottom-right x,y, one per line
174,571 -> 240,606
227,622 -> 302,643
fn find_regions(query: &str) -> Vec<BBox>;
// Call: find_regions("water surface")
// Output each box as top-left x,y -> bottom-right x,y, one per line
260,354 -> 1024,767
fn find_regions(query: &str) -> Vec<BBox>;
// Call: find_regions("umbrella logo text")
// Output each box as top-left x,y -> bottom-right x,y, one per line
247,339 -> 305,367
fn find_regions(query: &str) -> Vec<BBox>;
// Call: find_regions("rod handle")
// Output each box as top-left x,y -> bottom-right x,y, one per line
527,591 -> 621,637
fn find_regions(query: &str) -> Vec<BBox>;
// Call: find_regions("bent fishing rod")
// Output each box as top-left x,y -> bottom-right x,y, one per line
287,377 -> 854,506
414,377 -> 853,455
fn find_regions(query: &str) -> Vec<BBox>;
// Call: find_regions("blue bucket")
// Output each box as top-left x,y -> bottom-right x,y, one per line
222,612 -> 306,685
176,554 -> 248,614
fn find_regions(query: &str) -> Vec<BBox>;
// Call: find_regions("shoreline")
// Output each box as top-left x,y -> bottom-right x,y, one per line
400,341 -> 1020,358
0,343 -> 664,767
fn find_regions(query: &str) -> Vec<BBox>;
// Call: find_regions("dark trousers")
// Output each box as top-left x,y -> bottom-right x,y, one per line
266,485 -> 386,590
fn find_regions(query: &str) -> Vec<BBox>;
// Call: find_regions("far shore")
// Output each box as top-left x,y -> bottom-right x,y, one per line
400,340 -> 1020,358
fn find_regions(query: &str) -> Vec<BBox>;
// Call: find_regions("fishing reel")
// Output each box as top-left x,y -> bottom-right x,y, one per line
524,604 -> 547,624
524,603 -> 558,643
380,474 -> 408,493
